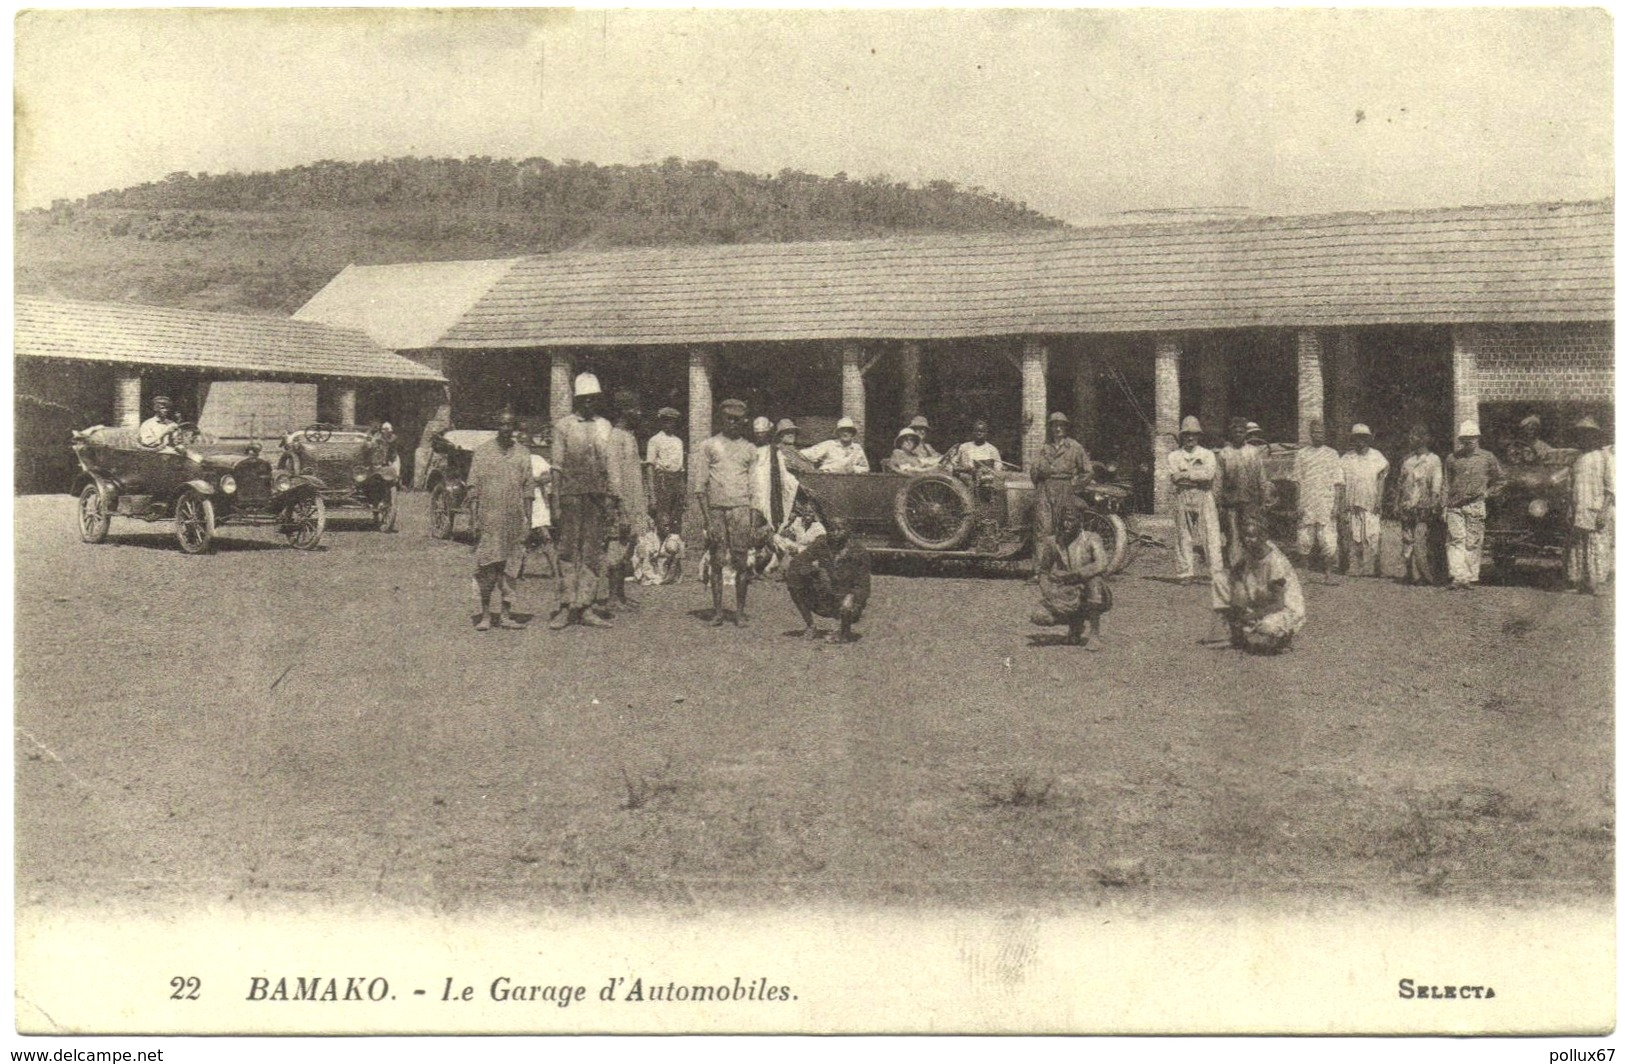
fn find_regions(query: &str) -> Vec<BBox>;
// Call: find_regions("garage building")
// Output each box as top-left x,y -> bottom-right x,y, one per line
297,198 -> 1612,512
15,296 -> 447,493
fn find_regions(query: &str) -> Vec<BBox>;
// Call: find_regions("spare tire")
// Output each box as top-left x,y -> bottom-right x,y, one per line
894,474 -> 976,550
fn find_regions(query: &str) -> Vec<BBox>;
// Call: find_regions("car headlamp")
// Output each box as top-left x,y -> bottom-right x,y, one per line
1527,498 -> 1549,519
355,471 -> 368,483
220,475 -> 237,494
275,472 -> 292,492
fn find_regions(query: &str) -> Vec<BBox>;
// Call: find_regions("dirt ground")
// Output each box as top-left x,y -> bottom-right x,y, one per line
14,492 -> 1613,913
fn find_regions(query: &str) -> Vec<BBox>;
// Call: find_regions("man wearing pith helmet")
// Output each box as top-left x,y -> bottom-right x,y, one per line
1339,423 -> 1388,578
1030,410 -> 1092,539
1168,414 -> 1223,592
550,372 -> 621,629
1442,418 -> 1505,590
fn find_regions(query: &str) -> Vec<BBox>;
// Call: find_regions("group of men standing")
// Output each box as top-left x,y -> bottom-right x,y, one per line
1161,411 -> 1613,653
463,376 -> 873,643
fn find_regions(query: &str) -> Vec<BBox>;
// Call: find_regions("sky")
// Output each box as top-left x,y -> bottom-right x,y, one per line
12,7 -> 1615,222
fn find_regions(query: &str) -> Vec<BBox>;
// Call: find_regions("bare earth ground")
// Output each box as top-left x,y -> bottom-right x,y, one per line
14,493 -> 1613,913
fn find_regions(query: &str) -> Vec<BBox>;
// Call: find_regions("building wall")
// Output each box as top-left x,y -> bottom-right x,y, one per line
1474,323 -> 1613,403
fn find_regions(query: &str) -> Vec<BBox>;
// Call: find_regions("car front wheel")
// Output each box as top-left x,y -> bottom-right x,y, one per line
1079,510 -> 1129,574
78,483 -> 111,544
174,491 -> 215,555
283,494 -> 326,550
429,485 -> 453,539
374,484 -> 399,533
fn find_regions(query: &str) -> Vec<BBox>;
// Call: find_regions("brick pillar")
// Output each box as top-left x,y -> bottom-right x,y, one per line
114,375 -> 142,427
1451,326 -> 1481,435
1072,348 -> 1098,454
337,384 -> 357,426
1199,345 -> 1228,441
549,349 -> 575,426
407,352 -> 451,490
1020,337 -> 1049,469
840,343 -> 867,441
1295,329 -> 1325,444
899,341 -> 922,424
1330,329 -> 1361,444
688,347 -> 715,491
1152,334 -> 1182,515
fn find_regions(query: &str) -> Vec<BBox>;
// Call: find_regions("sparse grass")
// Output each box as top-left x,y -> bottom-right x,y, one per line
619,756 -> 678,811
1502,614 -> 1538,637
975,773 -> 1056,808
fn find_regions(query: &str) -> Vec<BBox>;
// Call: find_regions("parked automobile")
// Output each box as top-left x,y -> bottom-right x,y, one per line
797,451 -> 1134,572
278,425 -> 400,531
1486,447 -> 1579,569
423,429 -> 497,540
70,423 -> 326,554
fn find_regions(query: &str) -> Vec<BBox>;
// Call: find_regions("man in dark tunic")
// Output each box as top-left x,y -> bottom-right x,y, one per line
466,411 -> 534,631
786,518 -> 872,644
1030,411 -> 1092,538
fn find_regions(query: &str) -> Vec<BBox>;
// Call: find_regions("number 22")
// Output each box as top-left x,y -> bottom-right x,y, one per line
169,976 -> 200,1000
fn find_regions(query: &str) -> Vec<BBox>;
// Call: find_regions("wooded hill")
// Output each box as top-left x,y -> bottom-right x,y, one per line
17,156 -> 1064,316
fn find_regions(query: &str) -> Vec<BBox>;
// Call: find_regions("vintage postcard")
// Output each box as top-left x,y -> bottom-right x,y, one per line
10,6 -> 1615,1049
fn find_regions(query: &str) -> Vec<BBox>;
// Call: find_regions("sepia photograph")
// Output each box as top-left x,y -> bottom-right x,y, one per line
10,5 -> 1615,1052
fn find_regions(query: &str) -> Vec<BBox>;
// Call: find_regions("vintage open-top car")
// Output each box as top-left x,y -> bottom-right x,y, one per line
1486,447 -> 1580,569
278,424 -> 400,531
798,450 -> 1135,572
423,429 -> 499,540
70,423 -> 327,554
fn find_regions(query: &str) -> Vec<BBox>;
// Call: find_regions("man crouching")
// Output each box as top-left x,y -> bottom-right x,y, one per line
786,518 -> 871,644
1030,500 -> 1112,646
1214,515 -> 1305,653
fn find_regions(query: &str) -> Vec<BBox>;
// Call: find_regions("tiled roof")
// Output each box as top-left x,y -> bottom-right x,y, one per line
15,297 -> 445,382
412,199 -> 1610,348
293,258 -> 520,350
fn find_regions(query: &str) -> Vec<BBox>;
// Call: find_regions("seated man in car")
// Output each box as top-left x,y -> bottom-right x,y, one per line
953,419 -> 1003,473
883,427 -> 936,473
800,417 -> 870,473
138,395 -> 180,449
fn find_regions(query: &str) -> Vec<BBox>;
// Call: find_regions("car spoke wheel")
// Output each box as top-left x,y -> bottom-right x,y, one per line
373,485 -> 399,532
78,484 -> 112,544
174,492 -> 215,555
429,486 -> 453,539
283,495 -> 326,550
894,475 -> 976,551
1079,510 -> 1129,573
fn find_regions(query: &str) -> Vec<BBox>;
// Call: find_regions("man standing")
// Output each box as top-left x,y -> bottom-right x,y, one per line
752,415 -> 799,533
786,518 -> 871,644
1215,516 -> 1306,654
694,398 -> 759,626
1215,417 -> 1270,566
1031,411 -> 1092,538
644,407 -> 686,535
1443,420 -> 1505,590
1031,500 -> 1113,647
800,417 -> 870,473
1567,416 -> 1613,595
1340,424 -> 1389,576
1395,424 -> 1444,586
775,419 -> 819,475
601,396 -> 650,611
138,395 -> 179,448
1168,415 -> 1225,590
550,373 -> 621,629
1294,419 -> 1344,584
466,411 -> 534,632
